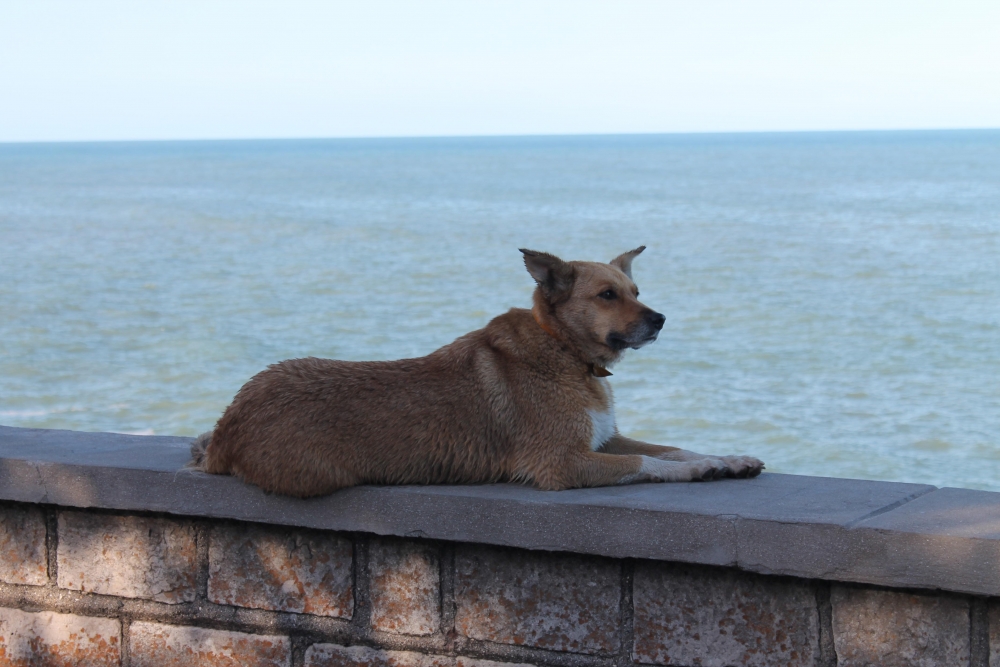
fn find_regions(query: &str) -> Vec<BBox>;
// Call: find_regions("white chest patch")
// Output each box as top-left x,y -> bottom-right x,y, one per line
588,405 -> 617,451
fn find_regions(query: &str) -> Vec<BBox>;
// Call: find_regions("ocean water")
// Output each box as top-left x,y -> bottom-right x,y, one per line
1,131 -> 998,489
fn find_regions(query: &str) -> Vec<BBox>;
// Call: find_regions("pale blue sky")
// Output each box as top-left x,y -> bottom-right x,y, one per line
2,0 -> 998,142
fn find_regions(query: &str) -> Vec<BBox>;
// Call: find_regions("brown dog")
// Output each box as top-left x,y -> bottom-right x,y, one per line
189,247 -> 763,496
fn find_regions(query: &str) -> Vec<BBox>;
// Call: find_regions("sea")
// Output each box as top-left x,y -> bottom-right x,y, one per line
1,131 -> 998,490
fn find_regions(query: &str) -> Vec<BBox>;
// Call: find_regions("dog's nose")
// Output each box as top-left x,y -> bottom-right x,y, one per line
646,311 -> 666,331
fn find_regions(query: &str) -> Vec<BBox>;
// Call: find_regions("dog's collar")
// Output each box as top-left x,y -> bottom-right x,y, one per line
589,363 -> 613,377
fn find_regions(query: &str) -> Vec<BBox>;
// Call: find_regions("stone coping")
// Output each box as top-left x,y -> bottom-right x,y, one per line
2,424 -> 999,598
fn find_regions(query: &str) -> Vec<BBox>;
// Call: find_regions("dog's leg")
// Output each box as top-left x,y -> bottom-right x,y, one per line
599,434 -> 764,479
537,451 -> 734,490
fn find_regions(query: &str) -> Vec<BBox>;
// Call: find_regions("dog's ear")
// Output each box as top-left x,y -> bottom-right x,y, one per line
520,249 -> 575,299
610,246 -> 646,280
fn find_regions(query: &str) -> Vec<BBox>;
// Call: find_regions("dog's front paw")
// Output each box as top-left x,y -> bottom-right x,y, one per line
719,455 -> 764,479
688,457 -> 732,482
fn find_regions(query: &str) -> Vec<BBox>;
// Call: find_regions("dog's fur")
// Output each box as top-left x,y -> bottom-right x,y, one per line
189,247 -> 763,496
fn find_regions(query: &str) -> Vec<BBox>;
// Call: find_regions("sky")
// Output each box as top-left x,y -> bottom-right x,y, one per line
1,0 -> 999,142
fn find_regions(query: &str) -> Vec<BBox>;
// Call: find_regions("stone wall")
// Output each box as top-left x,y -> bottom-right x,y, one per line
0,501 -> 992,667
2,425 -> 1000,667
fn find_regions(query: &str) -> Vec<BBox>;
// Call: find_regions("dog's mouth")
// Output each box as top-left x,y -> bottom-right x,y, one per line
628,333 -> 659,349
606,333 -> 630,351
606,332 -> 658,351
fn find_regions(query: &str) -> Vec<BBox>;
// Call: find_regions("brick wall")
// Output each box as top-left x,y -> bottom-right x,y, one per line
0,500 -> 993,667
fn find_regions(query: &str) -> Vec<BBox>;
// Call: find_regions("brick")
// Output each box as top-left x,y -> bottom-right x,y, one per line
454,545 -> 619,655
130,621 -> 290,667
0,607 -> 120,667
987,601 -> 1000,666
305,644 -> 452,667
370,538 -> 440,635
209,522 -> 353,618
831,586 -> 969,667
0,504 -> 47,586
57,511 -> 197,603
633,562 -> 818,667
455,659 -> 541,667
301,650 -> 542,667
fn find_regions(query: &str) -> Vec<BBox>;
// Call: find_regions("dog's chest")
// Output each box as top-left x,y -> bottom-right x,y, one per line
587,378 -> 616,450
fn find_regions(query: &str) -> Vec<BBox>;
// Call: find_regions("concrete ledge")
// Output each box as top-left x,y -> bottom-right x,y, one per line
2,425 -> 998,597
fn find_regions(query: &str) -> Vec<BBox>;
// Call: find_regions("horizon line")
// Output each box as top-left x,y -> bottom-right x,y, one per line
3,126 -> 999,147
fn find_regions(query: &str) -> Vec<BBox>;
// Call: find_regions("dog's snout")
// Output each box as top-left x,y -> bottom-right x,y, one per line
646,311 -> 666,331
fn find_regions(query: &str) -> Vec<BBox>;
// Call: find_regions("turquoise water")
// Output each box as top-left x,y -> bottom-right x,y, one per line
1,132 -> 998,489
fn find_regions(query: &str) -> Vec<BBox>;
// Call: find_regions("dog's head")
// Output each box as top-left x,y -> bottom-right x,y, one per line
521,246 -> 666,366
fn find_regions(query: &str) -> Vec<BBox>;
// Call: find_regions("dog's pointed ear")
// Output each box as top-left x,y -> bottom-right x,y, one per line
610,246 -> 646,280
520,249 -> 575,299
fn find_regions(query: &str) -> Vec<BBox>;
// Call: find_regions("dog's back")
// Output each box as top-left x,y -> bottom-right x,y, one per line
194,309 -> 585,496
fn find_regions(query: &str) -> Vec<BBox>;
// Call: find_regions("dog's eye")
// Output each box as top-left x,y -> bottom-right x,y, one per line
598,290 -> 617,300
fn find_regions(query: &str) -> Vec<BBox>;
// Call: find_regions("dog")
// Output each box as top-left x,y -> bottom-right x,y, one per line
189,247 -> 763,496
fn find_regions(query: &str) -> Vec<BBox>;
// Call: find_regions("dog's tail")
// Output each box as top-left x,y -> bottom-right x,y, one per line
186,430 -> 215,471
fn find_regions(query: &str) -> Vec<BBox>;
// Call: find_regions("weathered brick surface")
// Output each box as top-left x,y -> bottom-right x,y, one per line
305,644 -> 452,667
0,607 -> 120,666
455,659 -> 540,667
454,545 -> 620,655
831,586 -> 969,667
209,522 -> 353,617
0,504 -> 47,586
57,511 -> 197,603
370,538 -> 440,635
130,621 -> 290,667
633,562 -> 818,667
303,652 -> 541,667
987,600 -> 1000,667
